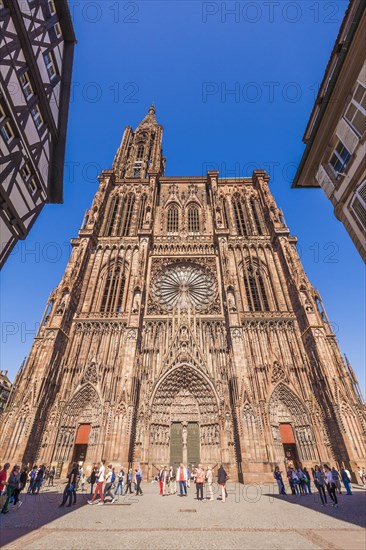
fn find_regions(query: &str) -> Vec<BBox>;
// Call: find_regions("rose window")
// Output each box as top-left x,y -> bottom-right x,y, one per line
152,263 -> 215,312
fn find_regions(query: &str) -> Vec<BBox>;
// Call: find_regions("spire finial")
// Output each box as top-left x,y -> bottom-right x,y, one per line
148,102 -> 156,114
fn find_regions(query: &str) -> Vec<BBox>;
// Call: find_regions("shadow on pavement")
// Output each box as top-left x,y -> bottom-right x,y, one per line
0,485 -> 93,547
262,486 -> 366,529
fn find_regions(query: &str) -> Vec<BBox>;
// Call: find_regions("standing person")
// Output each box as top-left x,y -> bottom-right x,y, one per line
176,463 -> 188,496
115,468 -> 124,496
287,467 -> 295,495
2,465 -> 20,514
217,464 -> 228,503
88,459 -> 106,505
292,469 -> 300,496
103,465 -> 116,503
169,466 -> 176,495
28,465 -> 37,494
0,463 -> 10,498
59,462 -> 78,507
331,467 -> 342,494
48,466 -> 55,487
187,467 -> 191,488
135,464 -> 143,496
324,465 -> 338,507
162,466 -> 169,496
158,466 -> 164,496
80,473 -> 87,493
34,465 -> 45,494
274,466 -> 286,495
313,465 -> 327,506
303,467 -> 312,495
206,466 -> 214,501
341,467 -> 352,495
357,466 -> 365,487
124,468 -> 133,494
90,466 -> 97,495
194,465 -> 205,501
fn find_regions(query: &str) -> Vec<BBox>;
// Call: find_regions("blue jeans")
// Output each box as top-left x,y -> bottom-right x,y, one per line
343,479 -> 352,495
179,480 -> 187,495
114,481 -> 123,495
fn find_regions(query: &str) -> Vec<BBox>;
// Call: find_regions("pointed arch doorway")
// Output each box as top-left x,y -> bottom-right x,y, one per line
149,364 -> 222,471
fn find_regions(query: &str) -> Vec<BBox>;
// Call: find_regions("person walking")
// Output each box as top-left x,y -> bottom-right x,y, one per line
59,462 -> 78,507
27,465 -> 37,494
124,468 -> 133,494
287,467 -> 295,495
103,465 -> 116,503
217,464 -> 228,503
114,468 -> 124,496
341,467 -> 352,495
0,463 -> 10,498
176,463 -> 188,496
292,469 -> 300,496
324,465 -> 338,507
162,466 -> 169,496
206,466 -> 214,501
34,465 -> 45,494
135,465 -> 143,496
13,466 -> 27,508
90,466 -> 97,495
2,465 -> 20,514
313,465 -> 327,506
48,466 -> 55,487
169,466 -> 176,495
88,459 -> 106,505
194,464 -> 205,501
274,466 -> 286,495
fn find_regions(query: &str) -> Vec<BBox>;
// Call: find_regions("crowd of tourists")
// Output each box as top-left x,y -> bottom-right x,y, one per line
1,460 -> 365,514
273,464 -> 365,507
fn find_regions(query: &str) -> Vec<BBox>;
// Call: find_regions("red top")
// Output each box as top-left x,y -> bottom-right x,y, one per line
0,469 -> 7,488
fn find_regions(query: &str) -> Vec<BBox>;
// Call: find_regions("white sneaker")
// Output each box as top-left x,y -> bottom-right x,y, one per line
111,498 -> 116,504
87,500 -> 94,505
97,501 -> 104,505
17,501 -> 22,509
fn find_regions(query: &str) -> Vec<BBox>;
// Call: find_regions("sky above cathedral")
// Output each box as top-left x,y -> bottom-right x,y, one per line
1,1 -> 364,393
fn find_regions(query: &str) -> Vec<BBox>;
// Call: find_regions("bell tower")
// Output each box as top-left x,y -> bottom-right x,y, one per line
112,104 -> 165,179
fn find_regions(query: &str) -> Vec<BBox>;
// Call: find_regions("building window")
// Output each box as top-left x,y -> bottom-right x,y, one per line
133,167 -> 141,178
344,83 -> 366,137
44,51 -> 57,81
329,140 -> 351,176
31,104 -> 43,129
100,265 -> 126,313
187,205 -> 200,233
54,22 -> 62,38
167,205 -> 179,233
136,144 -> 144,160
350,180 -> 366,231
250,198 -> 263,235
138,194 -> 147,229
19,71 -> 33,100
28,177 -> 38,195
232,195 -> 248,236
48,0 -> 56,15
118,193 -> 135,236
20,162 -> 31,181
243,265 -> 270,312
0,120 -> 14,143
105,195 -> 120,236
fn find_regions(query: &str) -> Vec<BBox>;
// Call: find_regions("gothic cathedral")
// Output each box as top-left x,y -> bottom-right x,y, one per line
1,106 -> 365,482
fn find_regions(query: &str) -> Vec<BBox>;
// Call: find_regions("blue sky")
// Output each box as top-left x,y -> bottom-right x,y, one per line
1,1 -> 365,393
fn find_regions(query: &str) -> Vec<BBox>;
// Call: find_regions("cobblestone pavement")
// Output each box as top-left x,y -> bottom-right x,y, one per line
1,482 -> 365,549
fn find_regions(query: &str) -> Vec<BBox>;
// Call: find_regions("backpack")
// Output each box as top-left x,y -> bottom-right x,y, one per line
111,471 -> 116,483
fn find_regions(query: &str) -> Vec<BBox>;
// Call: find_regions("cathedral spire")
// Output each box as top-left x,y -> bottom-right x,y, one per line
113,104 -> 165,179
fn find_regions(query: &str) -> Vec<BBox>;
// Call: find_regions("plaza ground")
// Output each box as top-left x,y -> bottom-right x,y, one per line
0,482 -> 365,549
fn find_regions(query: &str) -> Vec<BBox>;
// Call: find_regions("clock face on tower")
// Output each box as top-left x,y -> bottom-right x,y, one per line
152,263 -> 215,312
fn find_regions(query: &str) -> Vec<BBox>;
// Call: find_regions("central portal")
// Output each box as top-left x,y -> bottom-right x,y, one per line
170,421 -> 200,469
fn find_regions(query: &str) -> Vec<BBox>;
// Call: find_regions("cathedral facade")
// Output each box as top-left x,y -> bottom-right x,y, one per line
1,106 -> 365,482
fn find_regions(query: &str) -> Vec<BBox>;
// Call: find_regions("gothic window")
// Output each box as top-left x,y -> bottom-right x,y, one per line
243,265 -> 270,312
138,194 -> 147,229
223,199 -> 230,229
250,198 -> 263,235
133,167 -> 141,178
105,195 -> 120,236
188,205 -> 200,233
100,264 -> 126,313
232,195 -> 248,236
118,193 -> 135,236
136,144 -> 144,160
167,205 -> 179,233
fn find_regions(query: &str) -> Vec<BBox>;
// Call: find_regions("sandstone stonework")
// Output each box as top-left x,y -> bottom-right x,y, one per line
1,106 -> 365,482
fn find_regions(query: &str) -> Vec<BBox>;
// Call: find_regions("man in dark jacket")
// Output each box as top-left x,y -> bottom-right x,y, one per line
59,463 -> 78,507
217,465 -> 228,502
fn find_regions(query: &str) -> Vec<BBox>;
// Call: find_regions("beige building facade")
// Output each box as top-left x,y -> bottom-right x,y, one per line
1,106 -> 365,482
292,0 -> 366,262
